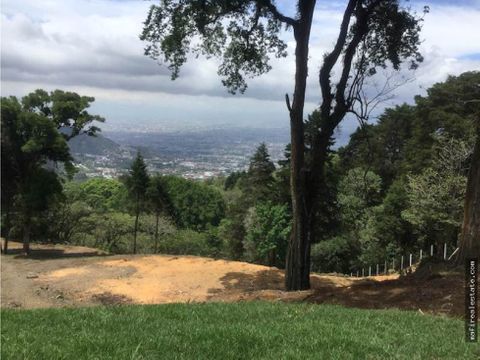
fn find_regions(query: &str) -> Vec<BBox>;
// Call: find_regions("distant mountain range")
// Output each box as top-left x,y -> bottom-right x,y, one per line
68,133 -> 122,155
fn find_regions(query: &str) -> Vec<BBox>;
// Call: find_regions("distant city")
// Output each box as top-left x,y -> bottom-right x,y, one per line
70,127 -> 291,180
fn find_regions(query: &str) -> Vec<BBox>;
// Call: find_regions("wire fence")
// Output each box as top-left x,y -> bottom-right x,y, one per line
347,243 -> 458,278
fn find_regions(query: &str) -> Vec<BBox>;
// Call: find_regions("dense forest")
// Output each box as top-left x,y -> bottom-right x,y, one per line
1,72 -> 479,274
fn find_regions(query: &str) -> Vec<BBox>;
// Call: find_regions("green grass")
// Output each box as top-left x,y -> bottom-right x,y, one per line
1,302 -> 478,359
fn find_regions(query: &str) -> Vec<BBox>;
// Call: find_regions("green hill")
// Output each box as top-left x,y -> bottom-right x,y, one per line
68,133 -> 121,155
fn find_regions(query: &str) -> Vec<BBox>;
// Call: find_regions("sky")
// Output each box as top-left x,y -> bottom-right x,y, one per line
1,0 -> 480,139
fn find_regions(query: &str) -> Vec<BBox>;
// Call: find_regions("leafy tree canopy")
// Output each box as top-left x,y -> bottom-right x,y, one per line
141,0 -> 290,94
21,89 -> 105,140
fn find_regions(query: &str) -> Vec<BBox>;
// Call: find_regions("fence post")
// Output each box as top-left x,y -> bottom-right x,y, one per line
356,270 -> 359,277
444,243 -> 447,260
376,264 -> 379,276
409,253 -> 412,267
362,268 -> 365,277
384,260 -> 387,274
401,256 -> 404,270
392,258 -> 395,271
420,249 -> 423,261
430,244 -> 434,257
369,266 -> 371,277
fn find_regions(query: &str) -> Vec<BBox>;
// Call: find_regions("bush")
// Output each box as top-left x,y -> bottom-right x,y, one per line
243,202 -> 290,268
161,176 -> 225,230
159,229 -> 213,257
67,179 -> 128,213
311,236 -> 358,273
138,215 -> 176,253
74,212 -> 134,253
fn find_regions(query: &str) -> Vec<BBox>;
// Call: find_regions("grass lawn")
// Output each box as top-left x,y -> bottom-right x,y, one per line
1,302 -> 478,359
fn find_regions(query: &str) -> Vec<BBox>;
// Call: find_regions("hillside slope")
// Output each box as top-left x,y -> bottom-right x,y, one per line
1,242 -> 462,317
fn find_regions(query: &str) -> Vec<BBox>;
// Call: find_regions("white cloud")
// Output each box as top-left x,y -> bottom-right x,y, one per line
1,0 -> 479,132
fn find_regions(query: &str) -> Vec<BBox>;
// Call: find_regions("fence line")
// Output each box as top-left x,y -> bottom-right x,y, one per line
349,243 -> 458,278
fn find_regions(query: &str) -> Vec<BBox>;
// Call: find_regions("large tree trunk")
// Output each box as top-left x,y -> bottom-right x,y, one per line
456,133 -> 480,263
285,0 -> 316,291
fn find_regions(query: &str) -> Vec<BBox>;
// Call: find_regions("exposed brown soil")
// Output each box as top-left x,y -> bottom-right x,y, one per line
1,241 -> 463,317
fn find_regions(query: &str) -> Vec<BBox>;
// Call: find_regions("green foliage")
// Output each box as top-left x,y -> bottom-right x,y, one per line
402,136 -> 471,248
69,179 -> 128,212
337,167 -> 382,230
338,104 -> 416,187
77,212 -> 134,253
1,96 -> 73,171
161,176 -> 225,230
141,1 -> 288,94
1,89 -> 103,250
311,236 -> 358,273
47,199 -> 92,244
21,89 -> 104,139
224,171 -> 246,191
359,0 -> 426,72
125,153 -> 150,205
138,214 -> 177,253
243,202 -> 291,267
146,175 -> 171,216
243,143 -> 276,204
373,179 -> 414,254
1,94 -> 75,249
217,217 -> 245,260
274,144 -> 291,207
159,229 -> 212,256
406,71 -> 478,173
218,143 -> 281,262
2,303 -> 476,360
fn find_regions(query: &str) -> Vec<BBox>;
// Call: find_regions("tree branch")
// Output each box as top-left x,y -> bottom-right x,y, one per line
319,0 -> 357,118
332,2 -> 369,122
260,0 -> 298,27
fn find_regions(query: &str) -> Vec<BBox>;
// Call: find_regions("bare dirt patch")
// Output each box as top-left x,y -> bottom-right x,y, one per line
1,242 -> 462,317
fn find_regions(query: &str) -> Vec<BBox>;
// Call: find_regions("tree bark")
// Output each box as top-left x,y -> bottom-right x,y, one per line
456,132 -> 480,263
285,0 -> 316,291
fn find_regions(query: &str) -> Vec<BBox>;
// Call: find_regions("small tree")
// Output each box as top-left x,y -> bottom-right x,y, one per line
402,137 -> 472,253
244,202 -> 291,267
125,153 -> 150,254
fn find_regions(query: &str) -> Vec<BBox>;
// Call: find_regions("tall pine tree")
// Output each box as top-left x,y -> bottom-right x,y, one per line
246,143 -> 275,204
